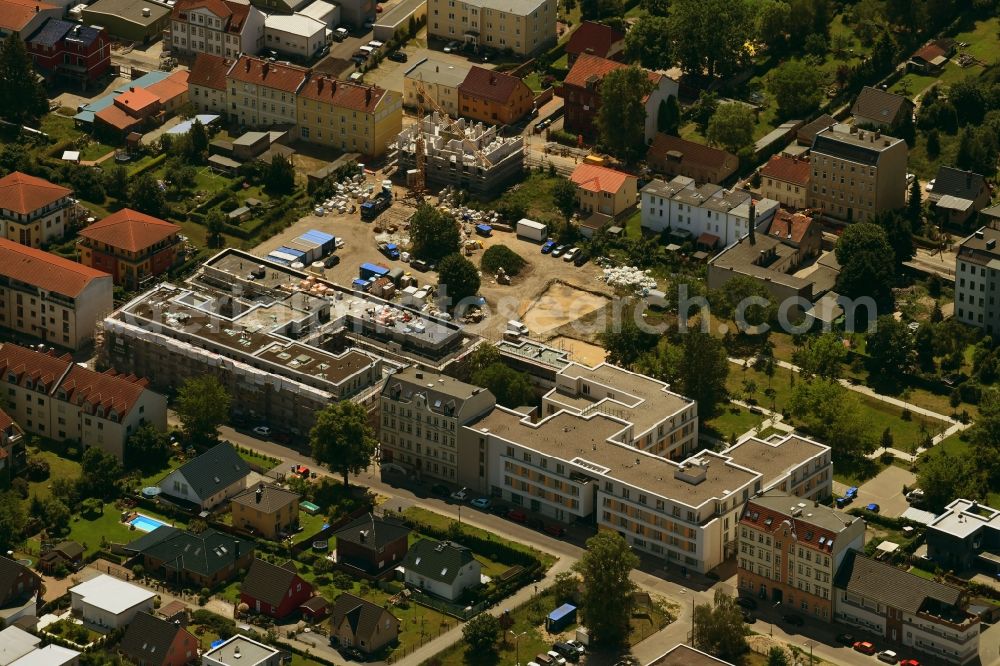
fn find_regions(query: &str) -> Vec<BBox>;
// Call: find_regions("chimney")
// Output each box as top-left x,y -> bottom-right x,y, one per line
262,61 -> 269,75
748,202 -> 756,245
415,371 -> 423,379
34,4 -> 39,11
874,129 -> 881,140
141,6 -> 150,16
366,88 -> 372,104
359,530 -> 367,544
255,484 -> 263,503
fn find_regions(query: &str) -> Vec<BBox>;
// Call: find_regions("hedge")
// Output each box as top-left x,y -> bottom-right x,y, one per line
401,516 -> 542,569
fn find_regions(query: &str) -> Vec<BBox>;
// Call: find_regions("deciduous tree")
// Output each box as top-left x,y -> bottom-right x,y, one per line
595,67 -> 654,163
767,59 -> 824,118
265,153 -> 296,194
310,401 -> 377,488
128,173 -> 167,218
693,590 -> 749,660
667,0 -> 751,77
678,330 -> 730,416
706,104 -> 756,153
834,222 -> 896,315
793,332 -> 846,379
175,375 -> 231,445
552,178 -> 578,222
472,363 -> 535,408
573,531 -> 638,645
0,35 -> 47,125
437,253 -> 480,308
409,204 -> 460,263
624,17 -> 672,71
866,315 -> 914,380
462,613 -> 501,654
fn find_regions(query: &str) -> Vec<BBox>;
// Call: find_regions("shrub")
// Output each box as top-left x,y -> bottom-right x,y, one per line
481,245 -> 527,276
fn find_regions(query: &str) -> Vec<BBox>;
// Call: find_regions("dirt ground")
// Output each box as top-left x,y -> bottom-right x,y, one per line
251,180 -> 615,344
548,336 -> 608,365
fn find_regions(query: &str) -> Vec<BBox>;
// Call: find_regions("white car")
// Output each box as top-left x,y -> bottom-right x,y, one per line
547,651 -> 567,665
562,247 -> 579,262
450,487 -> 469,501
253,426 -> 272,437
443,40 -> 460,52
876,650 -> 898,664
335,238 -> 345,249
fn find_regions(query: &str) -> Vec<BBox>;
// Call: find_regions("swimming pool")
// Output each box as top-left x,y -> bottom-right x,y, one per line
130,514 -> 169,533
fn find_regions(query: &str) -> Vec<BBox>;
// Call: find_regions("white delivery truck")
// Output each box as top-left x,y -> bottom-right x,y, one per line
516,218 -> 548,242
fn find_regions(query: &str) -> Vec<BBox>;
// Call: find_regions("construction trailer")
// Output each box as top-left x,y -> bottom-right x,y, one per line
390,113 -> 524,199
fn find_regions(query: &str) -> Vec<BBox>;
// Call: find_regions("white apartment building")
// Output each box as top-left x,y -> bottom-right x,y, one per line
169,0 -> 265,59
0,171 -> 76,248
640,176 -> 779,248
955,226 -> 1000,334
263,13 -> 325,58
226,54 -> 308,128
427,0 -> 557,57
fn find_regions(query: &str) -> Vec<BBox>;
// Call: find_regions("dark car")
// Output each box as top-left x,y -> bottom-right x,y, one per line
387,50 -> 408,62
783,614 -> 804,627
553,642 -> 580,662
323,254 -> 340,268
551,244 -> 567,257
741,610 -> 755,624
836,633 -> 855,645
736,597 -> 757,610
544,524 -> 566,537
431,483 -> 449,496
339,646 -> 366,662
572,251 -> 590,267
411,259 -> 429,271
507,509 -> 528,523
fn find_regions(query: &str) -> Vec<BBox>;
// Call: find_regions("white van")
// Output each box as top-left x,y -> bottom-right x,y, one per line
358,45 -> 374,56
368,40 -> 384,50
507,320 -> 529,336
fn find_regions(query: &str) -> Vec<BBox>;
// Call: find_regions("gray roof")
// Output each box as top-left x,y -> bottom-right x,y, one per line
330,593 -> 398,643
169,442 -> 251,501
203,635 -> 279,665
125,527 -> 251,578
240,558 -> 302,607
82,0 -> 170,26
932,166 -> 987,201
647,644 -> 734,666
230,483 -> 300,514
403,539 -> 478,584
811,125 -> 903,165
458,0 -> 549,15
119,611 -> 189,666
381,367 -> 491,419
958,226 -> 1000,265
834,550 -> 964,614
334,515 -> 411,550
851,86 -> 911,123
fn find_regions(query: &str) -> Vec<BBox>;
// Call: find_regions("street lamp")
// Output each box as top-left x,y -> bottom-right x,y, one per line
509,629 -> 528,666
803,640 -> 815,666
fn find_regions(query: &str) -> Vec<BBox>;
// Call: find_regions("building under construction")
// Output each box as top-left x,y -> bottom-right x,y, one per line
391,112 -> 524,199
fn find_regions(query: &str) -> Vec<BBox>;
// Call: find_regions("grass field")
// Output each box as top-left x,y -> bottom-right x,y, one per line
26,449 -> 82,500
703,405 -> 764,442
64,503 -> 182,557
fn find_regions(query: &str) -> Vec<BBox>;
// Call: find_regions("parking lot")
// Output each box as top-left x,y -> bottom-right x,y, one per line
835,464 -> 916,518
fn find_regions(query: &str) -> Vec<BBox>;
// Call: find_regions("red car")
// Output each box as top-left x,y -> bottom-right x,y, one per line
292,465 -> 310,477
899,660 -> 920,666
853,641 -> 876,655
507,509 -> 527,523
544,524 -> 566,537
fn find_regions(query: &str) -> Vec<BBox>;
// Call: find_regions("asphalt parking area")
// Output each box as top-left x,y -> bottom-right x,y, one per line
856,464 -> 916,518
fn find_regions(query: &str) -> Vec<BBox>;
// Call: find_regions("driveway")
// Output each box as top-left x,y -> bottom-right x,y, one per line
857,465 -> 916,518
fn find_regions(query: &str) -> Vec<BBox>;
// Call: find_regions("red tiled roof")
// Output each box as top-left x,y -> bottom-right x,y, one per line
171,0 -> 249,33
564,53 -> 660,91
767,209 -> 815,244
565,20 -> 624,59
459,66 -> 529,105
761,154 -> 810,187
228,55 -> 308,93
117,86 -> 160,113
80,208 -> 180,253
189,53 -> 233,92
570,163 -> 634,194
0,408 -> 15,432
96,104 -> 141,130
741,499 -> 838,554
0,0 -> 57,32
60,364 -> 149,419
298,74 -> 389,113
0,344 -> 72,393
0,238 -> 109,298
913,42 -> 946,62
0,171 -> 71,215
146,69 -> 189,104
647,132 -> 736,170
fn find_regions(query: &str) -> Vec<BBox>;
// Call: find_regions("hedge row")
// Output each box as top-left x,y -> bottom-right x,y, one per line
401,516 -> 542,568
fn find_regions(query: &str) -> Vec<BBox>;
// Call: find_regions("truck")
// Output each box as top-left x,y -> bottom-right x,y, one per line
360,191 -> 391,221
378,242 -> 400,260
516,218 -> 547,242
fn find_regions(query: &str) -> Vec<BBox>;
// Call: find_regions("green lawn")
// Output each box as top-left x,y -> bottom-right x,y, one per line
26,449 -> 82,500
908,566 -> 937,580
237,448 -> 280,472
622,207 -> 642,239
702,405 -> 764,442
63,504 -> 185,557
292,510 -> 330,545
953,15 -> 1000,64
522,71 -> 545,92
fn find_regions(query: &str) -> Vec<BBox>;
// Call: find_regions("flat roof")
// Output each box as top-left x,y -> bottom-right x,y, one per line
203,635 -> 279,665
929,498 -> 1000,539
647,644 -> 734,666
405,57 -> 472,88
70,574 -> 155,614
265,13 -> 324,35
745,487 -> 853,536
497,338 -> 572,370
376,0 -> 425,25
9,645 -> 79,666
82,0 -> 169,25
724,435 -> 828,490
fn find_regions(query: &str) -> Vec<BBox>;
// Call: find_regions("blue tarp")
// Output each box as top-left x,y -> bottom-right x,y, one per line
476,224 -> 492,235
167,114 -> 220,135
277,246 -> 306,259
360,262 -> 390,277
302,229 -> 334,243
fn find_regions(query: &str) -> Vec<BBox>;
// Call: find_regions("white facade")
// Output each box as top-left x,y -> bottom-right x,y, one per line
642,76 -> 679,143
955,227 -> 1000,335
159,466 -> 248,510
404,558 -> 480,601
69,575 -> 155,631
202,635 -> 281,666
171,2 -> 265,59
264,14 -> 325,57
641,176 -> 780,247
297,0 -> 339,26
8,645 -> 79,666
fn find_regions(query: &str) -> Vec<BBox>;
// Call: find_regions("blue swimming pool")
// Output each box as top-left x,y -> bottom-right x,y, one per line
130,514 -> 169,532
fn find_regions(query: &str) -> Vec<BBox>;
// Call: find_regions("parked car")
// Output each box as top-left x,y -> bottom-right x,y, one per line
544,524 -> 566,537
551,244 -> 567,257
387,50 -> 407,62
547,651 -> 567,666
411,259 -> 429,271
534,118 -> 551,133
292,464 -> 310,477
866,503 -> 881,513
431,483 -> 449,496
782,614 -> 804,627
553,642 -> 581,662
899,660 -> 920,666
450,487 -> 469,501
853,641 -> 877,655
507,509 -> 528,523
443,40 -> 460,52
471,497 -> 491,509
323,254 -> 341,268
906,488 -> 925,503
565,640 -> 586,656
541,239 -> 556,253
736,597 -> 757,610
835,633 -> 855,645
562,247 -> 579,262
877,650 -> 899,664
572,251 -> 590,267
253,425 -> 272,437
535,652 -> 554,665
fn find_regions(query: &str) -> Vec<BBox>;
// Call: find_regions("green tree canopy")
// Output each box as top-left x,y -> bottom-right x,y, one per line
595,67 -> 654,163
600,308 -> 658,370
865,315 -> 914,380
657,95 -> 681,135
667,0 -> 751,77
409,204 -> 461,263
573,531 -> 638,645
693,589 -> 749,660
873,210 -> 915,268
78,448 -> 124,501
265,153 -> 296,194
175,375 -> 231,445
129,172 -> 167,218
714,274 -> 776,331
790,379 -> 876,462
0,491 -> 26,551
580,0 -> 623,19
310,401 -> 377,487
481,245 -> 526,276
678,330 -> 730,416
793,332 -> 847,379
461,613 -> 501,654
767,59 -> 824,118
472,363 -> 535,408
706,104 -> 756,153
0,35 -> 47,125
624,17 -> 673,71
437,253 -> 480,308
834,222 -> 896,315
552,178 -> 578,223
124,423 -> 171,473
917,448 -> 985,513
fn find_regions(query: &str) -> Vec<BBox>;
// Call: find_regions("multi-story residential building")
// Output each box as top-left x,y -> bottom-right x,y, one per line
954,226 -> 1000,334
403,57 -> 471,118
169,0 -> 264,60
457,66 -> 534,126
640,176 -> 779,249
427,0 -> 556,57
0,171 -> 75,248
0,343 -> 167,460
561,54 -> 677,143
925,498 -> 1000,574
379,367 -> 496,483
296,74 -> 402,157
263,14 -> 325,58
78,208 -> 182,290
737,490 -> 865,621
0,239 -> 112,350
808,124 -> 907,223
759,155 -> 810,210
0,0 -> 61,40
25,19 -> 111,87
833,550 -> 980,664
189,52 -> 232,115
0,408 -> 25,488
227,55 -> 308,130
564,20 -> 624,66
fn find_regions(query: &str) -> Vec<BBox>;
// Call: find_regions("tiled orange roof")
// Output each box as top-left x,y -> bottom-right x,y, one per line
0,0 -> 57,32
0,408 -> 12,432
761,154 -> 810,186
190,52 -> 232,91
565,20 -> 624,59
564,53 -> 660,92
570,163 -> 635,194
0,171 -> 71,215
767,209 -> 815,244
172,0 -> 249,32
459,66 -> 528,104
741,499 -> 838,554
0,238 -> 109,298
80,208 -> 180,253
146,69 -> 189,104
298,74 -> 388,113
60,365 -> 149,419
228,55 -> 308,93
116,86 -> 160,113
96,104 -> 140,130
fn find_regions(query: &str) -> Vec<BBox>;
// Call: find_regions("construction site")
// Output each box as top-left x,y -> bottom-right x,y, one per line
389,112 -> 525,199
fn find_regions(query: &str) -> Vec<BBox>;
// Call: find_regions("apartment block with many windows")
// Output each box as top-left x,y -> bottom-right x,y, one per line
0,171 -> 76,248
955,226 -> 1000,334
227,55 -> 308,129
737,490 -> 864,621
169,0 -> 264,60
296,74 -> 402,157
427,0 -> 557,57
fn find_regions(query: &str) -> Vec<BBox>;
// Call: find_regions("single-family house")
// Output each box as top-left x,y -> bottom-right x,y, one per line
851,86 -> 913,131
26,20 -> 111,88
569,163 -> 638,237
329,593 -> 399,655
125,527 -> 254,587
0,557 -> 40,628
158,441 -> 251,510
402,540 -> 481,602
908,39 -> 955,74
564,20 -> 624,66
0,0 -> 61,40
929,166 -> 992,225
119,611 -> 199,666
69,574 -> 155,631
240,558 -> 314,619
646,133 -> 739,185
333,515 -> 411,575
230,483 -> 300,540
0,171 -> 76,248
458,66 -> 535,126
